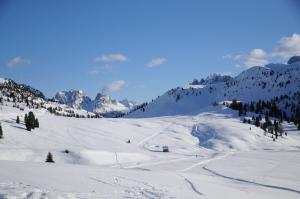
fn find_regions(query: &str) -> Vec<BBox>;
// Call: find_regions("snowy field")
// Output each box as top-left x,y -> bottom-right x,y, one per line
0,104 -> 300,198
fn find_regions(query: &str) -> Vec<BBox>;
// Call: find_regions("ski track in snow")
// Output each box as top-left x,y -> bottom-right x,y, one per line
177,173 -> 204,196
137,122 -> 173,147
178,152 -> 232,172
203,166 -> 300,195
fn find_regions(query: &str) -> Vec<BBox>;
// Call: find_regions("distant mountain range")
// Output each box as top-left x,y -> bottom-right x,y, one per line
0,78 -> 137,117
54,90 -> 137,115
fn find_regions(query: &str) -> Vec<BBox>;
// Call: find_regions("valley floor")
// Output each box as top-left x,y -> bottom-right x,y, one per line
0,105 -> 300,198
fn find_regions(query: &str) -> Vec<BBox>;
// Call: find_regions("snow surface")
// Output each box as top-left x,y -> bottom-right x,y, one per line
1,103 -> 300,198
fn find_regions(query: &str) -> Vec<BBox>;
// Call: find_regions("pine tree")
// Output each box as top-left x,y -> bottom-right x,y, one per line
45,152 -> 54,163
28,112 -> 35,129
0,123 -> 3,139
262,122 -> 268,132
24,112 -> 37,131
16,116 -> 20,124
24,114 -> 28,124
238,109 -> 243,117
255,117 -> 260,127
25,114 -> 31,131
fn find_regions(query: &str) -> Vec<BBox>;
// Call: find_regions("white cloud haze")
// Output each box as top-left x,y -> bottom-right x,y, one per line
7,56 -> 31,67
88,64 -> 113,75
95,54 -> 128,62
223,33 -> 300,68
102,80 -> 126,93
271,33 -> 300,58
244,49 -> 268,68
147,57 -> 166,68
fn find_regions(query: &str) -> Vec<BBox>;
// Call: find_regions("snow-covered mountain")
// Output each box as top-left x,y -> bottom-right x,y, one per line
129,56 -> 300,117
0,78 -> 45,100
54,90 -> 137,116
92,92 -> 135,115
54,90 -> 93,111
0,77 -> 135,117
0,78 -> 95,118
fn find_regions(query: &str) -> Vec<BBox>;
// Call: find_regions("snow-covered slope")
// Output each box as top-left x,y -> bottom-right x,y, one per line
54,91 -> 137,116
129,56 -> 300,118
1,102 -> 300,198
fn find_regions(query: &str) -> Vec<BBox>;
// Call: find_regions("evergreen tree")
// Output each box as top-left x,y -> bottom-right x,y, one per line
28,112 -> 35,129
262,122 -> 268,132
25,121 -> 31,131
238,108 -> 243,117
274,120 -> 279,134
24,114 -> 31,131
16,116 -> 20,124
45,152 -> 54,163
255,117 -> 260,127
24,112 -> 37,131
24,114 -> 28,123
0,123 -> 3,139
250,103 -> 255,112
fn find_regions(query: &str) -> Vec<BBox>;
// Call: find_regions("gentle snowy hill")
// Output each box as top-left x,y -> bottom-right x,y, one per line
129,56 -> 300,118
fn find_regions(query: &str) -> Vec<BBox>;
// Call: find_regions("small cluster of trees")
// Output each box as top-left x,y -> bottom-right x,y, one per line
242,114 -> 284,139
47,107 -> 101,118
24,111 -> 39,131
127,102 -> 148,114
228,99 -> 283,119
227,99 -> 288,141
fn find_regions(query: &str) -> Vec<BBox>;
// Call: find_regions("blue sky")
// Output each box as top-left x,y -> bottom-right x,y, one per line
0,0 -> 300,102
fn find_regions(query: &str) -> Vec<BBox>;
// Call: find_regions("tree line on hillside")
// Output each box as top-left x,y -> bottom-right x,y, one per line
227,98 -> 299,138
228,92 -> 300,130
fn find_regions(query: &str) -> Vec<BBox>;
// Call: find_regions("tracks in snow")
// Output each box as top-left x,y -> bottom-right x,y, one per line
203,166 -> 300,195
137,123 -> 173,147
177,173 -> 204,196
178,152 -> 232,172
